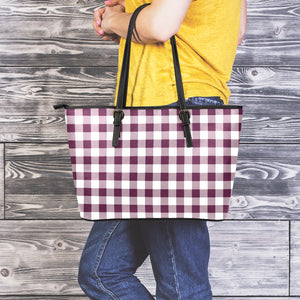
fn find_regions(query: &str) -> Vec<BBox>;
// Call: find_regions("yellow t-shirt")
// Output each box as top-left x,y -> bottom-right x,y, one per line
114,0 -> 242,106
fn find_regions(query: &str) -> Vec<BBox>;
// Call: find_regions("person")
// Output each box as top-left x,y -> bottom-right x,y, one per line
78,0 -> 247,299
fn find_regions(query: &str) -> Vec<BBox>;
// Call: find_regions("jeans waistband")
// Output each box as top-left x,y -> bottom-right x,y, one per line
166,96 -> 224,107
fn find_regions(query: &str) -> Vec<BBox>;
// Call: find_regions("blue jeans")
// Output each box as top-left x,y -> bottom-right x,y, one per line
77,97 -> 223,300
165,96 -> 224,107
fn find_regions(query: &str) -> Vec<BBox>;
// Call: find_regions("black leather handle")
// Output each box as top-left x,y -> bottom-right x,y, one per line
115,3 -> 151,109
113,3 -> 193,147
116,3 -> 187,110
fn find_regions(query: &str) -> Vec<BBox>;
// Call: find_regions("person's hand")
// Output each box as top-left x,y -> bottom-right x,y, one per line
93,6 -> 120,43
93,0 -> 125,44
100,5 -> 125,34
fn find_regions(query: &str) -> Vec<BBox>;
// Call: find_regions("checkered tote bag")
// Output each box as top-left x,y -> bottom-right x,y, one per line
54,4 -> 243,220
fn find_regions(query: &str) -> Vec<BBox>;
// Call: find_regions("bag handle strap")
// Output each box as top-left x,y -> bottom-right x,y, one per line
115,3 -> 149,109
170,36 -> 193,146
113,3 -> 193,147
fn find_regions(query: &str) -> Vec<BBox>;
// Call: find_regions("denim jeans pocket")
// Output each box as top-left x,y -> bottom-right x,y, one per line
187,96 -> 224,106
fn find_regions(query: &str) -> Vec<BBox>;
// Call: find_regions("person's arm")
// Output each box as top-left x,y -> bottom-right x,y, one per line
238,0 -> 247,45
94,0 -> 193,44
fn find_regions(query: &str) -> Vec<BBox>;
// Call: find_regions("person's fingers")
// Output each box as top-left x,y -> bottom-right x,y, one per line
113,36 -> 121,44
102,34 -> 113,40
93,20 -> 104,36
102,34 -> 119,41
101,33 -> 120,44
93,6 -> 120,41
93,7 -> 105,26
104,0 -> 125,8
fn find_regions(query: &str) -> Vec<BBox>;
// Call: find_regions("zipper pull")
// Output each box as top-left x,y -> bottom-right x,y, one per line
53,104 -> 69,110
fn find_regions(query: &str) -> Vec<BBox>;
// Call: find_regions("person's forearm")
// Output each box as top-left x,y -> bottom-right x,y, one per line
102,0 -> 192,44
107,11 -> 160,44
105,9 -> 168,44
238,0 -> 247,45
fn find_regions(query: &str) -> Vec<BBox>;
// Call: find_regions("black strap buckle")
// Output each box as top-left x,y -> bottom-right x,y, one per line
179,109 -> 191,125
112,110 -> 124,147
179,109 -> 193,147
113,109 -> 124,124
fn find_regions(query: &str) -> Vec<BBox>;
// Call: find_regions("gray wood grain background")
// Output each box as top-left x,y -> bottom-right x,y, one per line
0,0 -> 299,298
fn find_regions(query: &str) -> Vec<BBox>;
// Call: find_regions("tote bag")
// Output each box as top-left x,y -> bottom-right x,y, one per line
54,4 -> 243,220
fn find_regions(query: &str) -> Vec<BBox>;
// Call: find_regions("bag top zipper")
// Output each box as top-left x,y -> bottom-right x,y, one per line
53,104 -> 242,110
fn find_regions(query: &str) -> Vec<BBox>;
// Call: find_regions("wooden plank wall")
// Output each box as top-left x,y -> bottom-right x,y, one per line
0,0 -> 299,298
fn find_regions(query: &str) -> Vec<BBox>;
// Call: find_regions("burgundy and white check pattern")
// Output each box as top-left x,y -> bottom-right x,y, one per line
65,107 -> 242,220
